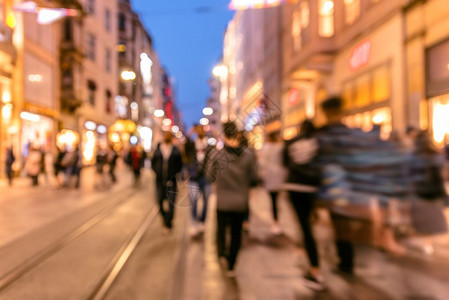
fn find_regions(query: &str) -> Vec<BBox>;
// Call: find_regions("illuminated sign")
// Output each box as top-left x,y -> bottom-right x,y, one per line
288,89 -> 300,106
349,40 -> 371,72
229,0 -> 297,10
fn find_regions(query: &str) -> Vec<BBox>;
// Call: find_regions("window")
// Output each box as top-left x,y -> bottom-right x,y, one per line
354,74 -> 370,108
372,65 -> 390,102
86,0 -> 95,14
62,69 -> 73,88
87,80 -> 97,106
105,90 -> 112,113
105,48 -> 111,73
118,13 -> 126,32
319,0 -> 334,37
292,1 -> 310,51
344,0 -> 360,25
63,19 -> 72,41
104,8 -> 111,32
87,33 -> 96,61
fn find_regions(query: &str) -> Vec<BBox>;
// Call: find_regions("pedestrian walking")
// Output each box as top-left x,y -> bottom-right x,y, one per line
186,125 -> 212,236
259,132 -> 287,235
128,145 -> 144,186
70,145 -> 82,189
107,145 -> 118,183
283,120 -> 323,290
54,146 -> 66,187
206,121 -> 258,277
25,146 -> 42,186
95,146 -> 108,189
5,145 -> 15,186
152,131 -> 183,233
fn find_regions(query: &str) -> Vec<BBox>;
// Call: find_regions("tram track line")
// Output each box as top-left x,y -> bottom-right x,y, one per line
0,187 -> 139,293
88,205 -> 160,300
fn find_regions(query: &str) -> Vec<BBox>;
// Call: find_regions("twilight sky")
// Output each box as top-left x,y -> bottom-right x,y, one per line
132,0 -> 234,129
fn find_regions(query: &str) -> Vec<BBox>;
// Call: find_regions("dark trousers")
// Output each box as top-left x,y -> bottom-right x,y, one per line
269,191 -> 279,221
289,191 -> 319,268
31,175 -> 39,186
109,165 -> 117,183
157,180 -> 177,229
216,210 -> 246,270
336,240 -> 354,273
6,166 -> 13,186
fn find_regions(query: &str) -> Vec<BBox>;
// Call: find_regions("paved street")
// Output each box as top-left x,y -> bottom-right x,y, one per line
0,167 -> 448,299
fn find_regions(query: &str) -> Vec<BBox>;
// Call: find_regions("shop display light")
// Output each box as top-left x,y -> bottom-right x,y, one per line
84,121 -> 97,131
172,125 -> 180,133
130,135 -> 138,145
2,104 -> 13,120
97,125 -> 107,134
20,112 -> 40,122
121,70 -> 136,81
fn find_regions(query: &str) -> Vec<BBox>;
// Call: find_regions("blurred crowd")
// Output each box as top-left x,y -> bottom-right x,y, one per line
3,95 -> 449,291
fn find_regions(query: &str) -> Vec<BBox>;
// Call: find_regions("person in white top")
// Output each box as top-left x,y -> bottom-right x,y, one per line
259,132 -> 287,235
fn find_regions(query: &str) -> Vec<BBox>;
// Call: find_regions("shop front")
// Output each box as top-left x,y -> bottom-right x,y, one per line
80,120 -> 108,165
333,14 -> 405,139
425,39 -> 449,147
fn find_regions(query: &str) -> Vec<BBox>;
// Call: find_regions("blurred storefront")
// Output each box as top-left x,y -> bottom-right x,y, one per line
333,14 -> 406,140
404,0 -> 449,147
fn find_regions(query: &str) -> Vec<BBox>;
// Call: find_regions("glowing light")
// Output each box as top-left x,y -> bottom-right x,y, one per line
140,53 -> 153,86
433,102 -> 449,144
83,131 -> 96,164
172,125 -> 180,133
203,107 -> 214,116
57,130 -> 79,148
20,112 -> 40,122
229,0 -> 295,10
212,64 -> 228,79
116,44 -> 126,52
175,132 -> 183,139
84,121 -> 97,131
97,125 -> 107,134
162,118 -> 172,126
6,12 -> 16,28
154,109 -> 165,118
2,104 -> 13,120
130,102 -> 138,110
208,138 -> 217,146
200,118 -> 209,126
37,8 -> 66,24
139,126 -> 153,151
111,133 -> 120,143
321,0 -> 334,14
121,70 -> 136,81
2,90 -> 11,103
130,135 -> 138,145
28,74 -> 42,82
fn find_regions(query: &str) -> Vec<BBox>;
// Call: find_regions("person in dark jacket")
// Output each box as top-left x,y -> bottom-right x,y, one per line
152,131 -> 183,232
108,145 -> 119,183
283,119 -> 323,290
206,121 -> 258,277
5,145 -> 15,186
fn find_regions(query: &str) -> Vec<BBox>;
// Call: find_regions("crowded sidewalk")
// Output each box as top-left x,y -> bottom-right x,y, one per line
181,188 -> 449,300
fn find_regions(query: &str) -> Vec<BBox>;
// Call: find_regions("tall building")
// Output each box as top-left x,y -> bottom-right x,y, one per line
0,0 -> 16,174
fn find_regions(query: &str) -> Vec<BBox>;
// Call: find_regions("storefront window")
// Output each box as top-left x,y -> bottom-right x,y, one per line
430,95 -> 449,146
319,0 -> 334,37
354,74 -> 370,108
372,65 -> 390,102
344,0 -> 360,25
342,83 -> 354,110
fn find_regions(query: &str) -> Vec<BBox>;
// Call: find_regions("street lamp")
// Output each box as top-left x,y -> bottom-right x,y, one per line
212,64 -> 228,80
203,107 -> 213,116
121,70 -> 136,81
154,109 -> 165,118
199,118 -> 209,126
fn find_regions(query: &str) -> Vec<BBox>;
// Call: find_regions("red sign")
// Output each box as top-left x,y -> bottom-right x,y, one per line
349,40 -> 371,72
288,89 -> 300,106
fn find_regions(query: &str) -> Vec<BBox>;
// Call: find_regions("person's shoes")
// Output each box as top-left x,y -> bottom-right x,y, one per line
303,272 -> 325,291
271,224 -> 282,235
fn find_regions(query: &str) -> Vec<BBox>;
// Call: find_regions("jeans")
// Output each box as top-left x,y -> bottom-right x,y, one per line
157,180 -> 177,229
289,191 -> 319,268
189,177 -> 210,223
216,210 -> 246,270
